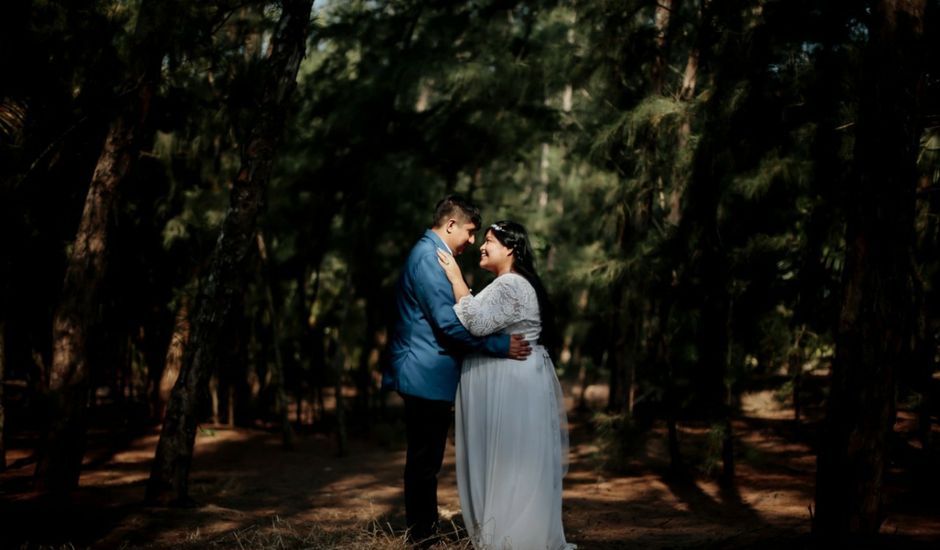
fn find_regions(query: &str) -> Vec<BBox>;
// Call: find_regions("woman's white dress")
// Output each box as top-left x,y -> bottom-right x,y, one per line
454,273 -> 573,550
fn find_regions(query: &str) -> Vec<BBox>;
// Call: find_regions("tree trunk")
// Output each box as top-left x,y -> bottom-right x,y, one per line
158,294 -> 190,418
146,0 -> 313,504
914,175 -> 938,456
31,0 -> 183,496
35,50 -> 162,496
651,0 -> 674,95
667,46 -> 699,227
331,278 -> 353,457
355,299 -> 376,419
0,319 -> 6,472
332,337 -> 349,457
914,170 -> 939,466
720,298 -> 735,486
605,283 -> 627,412
672,0 -> 740,486
789,326 -> 806,424
257,232 -> 294,449
813,0 -> 926,540
677,0 -> 705,99
657,297 -> 683,473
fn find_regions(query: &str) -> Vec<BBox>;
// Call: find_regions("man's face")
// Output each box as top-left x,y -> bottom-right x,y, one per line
447,219 -> 478,255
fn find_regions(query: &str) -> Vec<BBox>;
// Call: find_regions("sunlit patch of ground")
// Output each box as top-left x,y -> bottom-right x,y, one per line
741,389 -> 793,420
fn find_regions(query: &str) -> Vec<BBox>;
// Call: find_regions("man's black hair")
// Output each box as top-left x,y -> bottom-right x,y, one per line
432,194 -> 482,229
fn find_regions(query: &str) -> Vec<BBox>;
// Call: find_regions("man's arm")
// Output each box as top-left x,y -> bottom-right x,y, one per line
413,252 -> 529,359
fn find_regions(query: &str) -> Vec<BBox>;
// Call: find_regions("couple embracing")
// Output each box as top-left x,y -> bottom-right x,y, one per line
383,195 -> 574,550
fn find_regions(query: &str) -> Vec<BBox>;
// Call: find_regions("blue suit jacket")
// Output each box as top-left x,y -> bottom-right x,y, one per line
383,230 -> 509,401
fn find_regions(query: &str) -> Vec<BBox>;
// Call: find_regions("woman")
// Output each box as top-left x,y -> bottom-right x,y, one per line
437,221 -> 574,550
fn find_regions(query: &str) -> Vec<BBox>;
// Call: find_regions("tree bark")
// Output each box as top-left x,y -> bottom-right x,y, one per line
146,0 -> 313,504
659,301 -> 683,474
332,336 -> 349,457
672,0 -> 740,485
789,325 -> 806,424
331,277 -> 353,457
158,294 -> 190,417
605,282 -> 628,412
651,0 -> 674,95
0,320 -> 6,472
257,232 -> 294,449
34,6 -> 165,491
813,0 -> 926,540
678,0 -> 705,101
914,172 -> 939,457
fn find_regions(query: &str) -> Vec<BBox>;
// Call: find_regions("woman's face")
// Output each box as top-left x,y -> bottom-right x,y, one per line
479,230 -> 513,274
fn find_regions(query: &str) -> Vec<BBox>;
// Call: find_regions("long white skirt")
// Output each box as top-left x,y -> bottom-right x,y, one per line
455,346 -> 572,550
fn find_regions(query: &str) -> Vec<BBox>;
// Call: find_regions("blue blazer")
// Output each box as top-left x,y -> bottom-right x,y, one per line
383,230 -> 509,401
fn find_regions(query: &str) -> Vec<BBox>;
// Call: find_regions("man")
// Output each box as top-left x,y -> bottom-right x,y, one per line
383,194 -> 531,545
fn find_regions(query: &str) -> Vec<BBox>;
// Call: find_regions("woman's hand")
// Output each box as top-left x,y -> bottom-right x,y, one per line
437,249 -> 464,283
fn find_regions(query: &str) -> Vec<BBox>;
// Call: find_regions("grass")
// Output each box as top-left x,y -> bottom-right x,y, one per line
105,516 -> 474,550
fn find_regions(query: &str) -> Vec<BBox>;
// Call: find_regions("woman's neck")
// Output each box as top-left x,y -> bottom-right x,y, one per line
496,263 -> 514,277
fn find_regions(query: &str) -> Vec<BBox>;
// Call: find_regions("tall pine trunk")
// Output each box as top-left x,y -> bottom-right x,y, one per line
331,276 -> 353,457
674,0 -> 743,485
605,282 -> 627,412
257,232 -> 294,449
146,0 -> 313,504
813,0 -> 926,539
0,320 -> 6,472
34,1 -> 166,491
914,173 -> 939,457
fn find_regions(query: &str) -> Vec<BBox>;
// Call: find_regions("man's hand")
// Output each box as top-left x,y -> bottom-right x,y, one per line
507,334 -> 532,360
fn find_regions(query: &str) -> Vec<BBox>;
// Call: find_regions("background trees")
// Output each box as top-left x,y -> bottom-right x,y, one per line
0,0 -> 937,543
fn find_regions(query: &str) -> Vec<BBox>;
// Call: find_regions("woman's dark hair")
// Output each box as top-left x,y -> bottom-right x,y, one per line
488,220 -> 558,351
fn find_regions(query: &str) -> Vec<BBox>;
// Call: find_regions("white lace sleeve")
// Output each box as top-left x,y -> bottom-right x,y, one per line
454,274 -> 532,336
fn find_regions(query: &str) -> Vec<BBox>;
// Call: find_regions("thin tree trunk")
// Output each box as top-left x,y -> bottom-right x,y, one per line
678,0 -> 706,100
147,0 -> 313,504
143,312 -> 172,423
664,334 -> 683,474
332,278 -> 353,457
209,376 -> 220,425
228,385 -> 236,428
355,302 -> 375,418
257,232 -> 294,449
605,284 -> 627,412
332,338 -> 348,457
659,298 -> 683,473
158,294 -> 190,418
789,325 -> 806,424
914,174 -> 939,461
720,296 -> 735,486
813,0 -> 926,539
674,0 -> 748,487
912,287 -> 935,459
0,320 -> 6,472
294,271 -> 308,428
652,0 -> 674,95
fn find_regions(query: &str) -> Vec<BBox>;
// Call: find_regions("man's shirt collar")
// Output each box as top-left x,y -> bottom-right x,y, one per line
425,229 -> 453,255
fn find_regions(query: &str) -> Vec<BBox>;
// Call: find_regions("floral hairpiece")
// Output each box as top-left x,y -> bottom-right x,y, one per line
490,222 -> 505,233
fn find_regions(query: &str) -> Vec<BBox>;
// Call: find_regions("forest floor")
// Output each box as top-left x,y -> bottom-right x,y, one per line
1,383 -> 939,549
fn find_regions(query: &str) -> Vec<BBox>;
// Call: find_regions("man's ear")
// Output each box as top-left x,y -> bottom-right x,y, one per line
445,219 -> 456,233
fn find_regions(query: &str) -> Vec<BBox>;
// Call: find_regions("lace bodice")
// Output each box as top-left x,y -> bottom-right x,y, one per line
454,273 -> 541,342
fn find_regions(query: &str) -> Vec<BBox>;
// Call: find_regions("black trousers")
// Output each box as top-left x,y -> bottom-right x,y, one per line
402,393 -> 453,543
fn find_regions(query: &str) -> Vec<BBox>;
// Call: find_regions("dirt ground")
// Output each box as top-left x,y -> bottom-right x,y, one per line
1,387 -> 938,549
